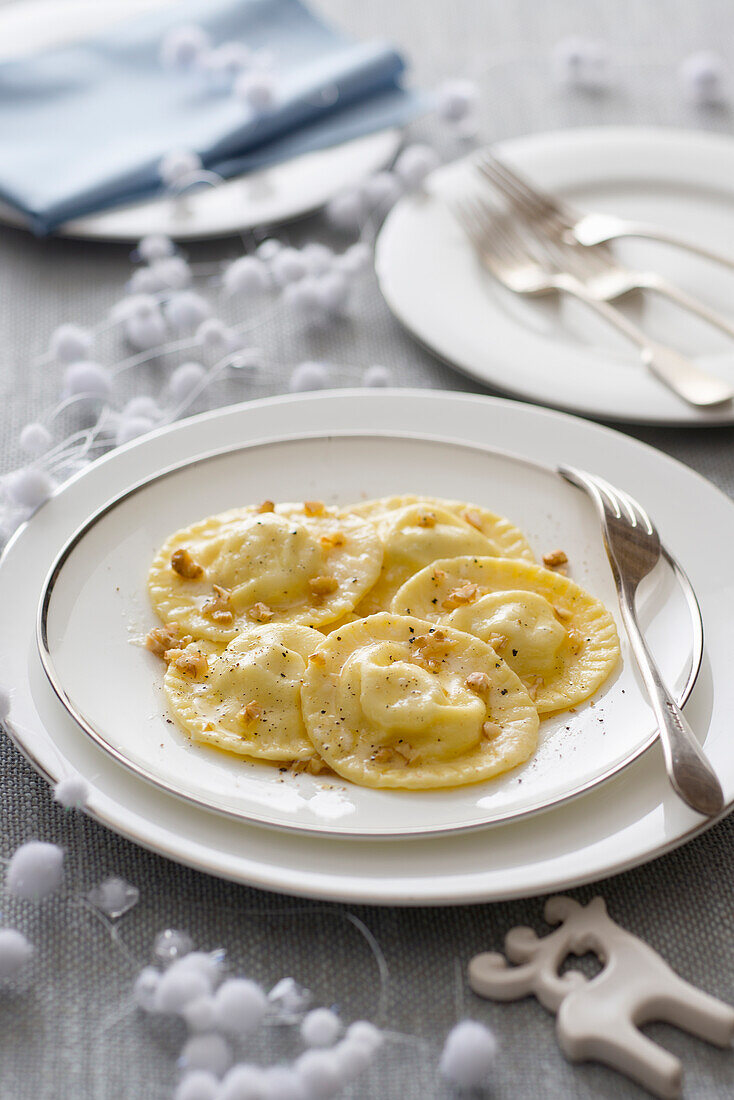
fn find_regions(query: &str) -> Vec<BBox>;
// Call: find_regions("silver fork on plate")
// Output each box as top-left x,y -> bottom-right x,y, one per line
476,148 -> 734,273
477,151 -> 734,342
453,196 -> 733,407
559,466 -> 723,817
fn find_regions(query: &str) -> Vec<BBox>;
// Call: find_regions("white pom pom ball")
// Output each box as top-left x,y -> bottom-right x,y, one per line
679,50 -> 726,105
313,271 -> 349,315
182,995 -> 218,1032
256,238 -> 282,261
362,364 -> 391,387
53,774 -> 89,809
165,291 -> 211,334
7,468 -> 55,510
325,189 -> 366,231
270,247 -> 308,286
111,293 -> 158,321
552,37 -> 609,91
0,685 -> 10,722
125,312 -> 168,350
295,1049 -> 342,1099
345,1020 -> 383,1053
62,360 -> 112,399
336,242 -> 371,276
301,242 -> 334,276
6,841 -> 64,900
332,1038 -> 371,1079
213,978 -> 267,1035
281,278 -> 322,321
49,323 -> 93,363
151,254 -> 191,289
439,1020 -> 497,1088
160,149 -> 203,187
138,234 -> 175,261
133,965 -> 161,1011
175,950 -> 226,987
218,1064 -> 266,1100
261,1066 -> 307,1100
156,965 -> 212,1014
300,1007 -> 341,1048
394,143 -> 440,188
223,255 -> 270,296
235,70 -> 276,111
0,929 -> 33,980
362,171 -> 402,211
174,1070 -> 219,1100
124,395 -> 161,421
196,318 -> 231,351
115,416 -> 154,446
128,266 -> 166,294
289,361 -> 331,392
436,78 -> 479,121
160,24 -> 210,69
170,361 -> 207,403
19,422 -> 52,457
180,1034 -> 233,1078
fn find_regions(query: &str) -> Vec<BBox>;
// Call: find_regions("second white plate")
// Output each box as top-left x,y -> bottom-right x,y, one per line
38,431 -> 699,838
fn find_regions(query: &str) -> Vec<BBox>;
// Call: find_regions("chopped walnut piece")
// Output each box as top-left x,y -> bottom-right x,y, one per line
465,671 -> 492,697
309,575 -> 338,597
372,746 -> 407,765
172,649 -> 208,679
257,499 -> 275,513
431,568 -> 446,583
416,510 -> 437,528
248,602 -> 273,623
320,531 -> 346,550
543,549 -> 568,569
463,509 -> 484,531
291,756 -> 328,774
413,629 -> 450,671
526,676 -> 545,701
239,700 -> 263,724
304,500 -> 326,516
309,651 -> 326,667
203,584 -> 234,626
482,719 -> 502,739
145,623 -> 180,659
553,604 -> 572,621
442,581 -> 480,611
170,548 -> 204,580
566,628 -> 584,656
487,632 -> 509,653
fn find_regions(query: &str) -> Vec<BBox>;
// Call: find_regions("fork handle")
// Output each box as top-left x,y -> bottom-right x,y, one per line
575,218 -> 734,273
617,590 -> 724,817
555,275 -> 734,407
636,272 -> 734,342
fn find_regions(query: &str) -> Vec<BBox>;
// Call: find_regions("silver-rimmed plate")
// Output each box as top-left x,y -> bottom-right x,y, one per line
36,430 -> 702,839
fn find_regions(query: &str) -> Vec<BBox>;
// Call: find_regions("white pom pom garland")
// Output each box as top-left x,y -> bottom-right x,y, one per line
19,422 -> 52,457
175,950 -> 226,987
294,1049 -> 342,1099
53,774 -> 89,809
159,149 -> 203,187
180,1033 -> 233,1077
125,312 -> 168,350
156,966 -> 212,1014
439,1019 -> 497,1088
165,291 -> 211,334
174,1070 -> 219,1100
300,1007 -> 341,1048
49,323 -> 93,363
160,24 -> 210,69
301,242 -> 334,276
256,238 -> 282,262
123,395 -> 161,421
270,247 -> 309,286
169,361 -> 207,403
218,1064 -> 267,1100
62,360 -> 112,399
151,255 -> 192,289
7,468 -> 55,510
115,416 -> 155,446
182,995 -> 218,1033
679,50 -> 726,105
213,978 -> 268,1035
0,929 -> 33,980
288,361 -> 331,392
223,256 -> 270,296
325,189 -> 366,231
336,242 -> 371,276
137,233 -> 175,262
5,841 -> 64,900
345,1020 -> 383,1054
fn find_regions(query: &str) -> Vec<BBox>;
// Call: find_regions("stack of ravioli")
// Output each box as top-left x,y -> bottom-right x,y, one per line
146,496 -> 620,791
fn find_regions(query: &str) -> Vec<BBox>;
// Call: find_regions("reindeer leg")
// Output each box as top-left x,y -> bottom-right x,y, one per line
644,983 -> 734,1048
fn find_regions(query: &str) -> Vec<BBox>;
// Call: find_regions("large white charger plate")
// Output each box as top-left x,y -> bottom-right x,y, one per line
0,0 -> 400,240
1,391 -> 732,903
376,127 -> 734,426
37,433 -> 700,839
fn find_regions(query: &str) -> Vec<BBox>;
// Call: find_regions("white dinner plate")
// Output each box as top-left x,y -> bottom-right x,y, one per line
1,391 -> 732,903
376,127 -> 734,426
37,433 -> 701,838
0,0 -> 400,240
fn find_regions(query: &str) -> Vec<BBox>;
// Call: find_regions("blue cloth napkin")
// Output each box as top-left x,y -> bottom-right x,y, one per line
0,0 -> 421,234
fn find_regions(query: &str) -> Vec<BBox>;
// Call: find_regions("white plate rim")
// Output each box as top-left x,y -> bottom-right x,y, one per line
375,125 -> 734,427
1,389 -> 732,904
35,428 -> 704,839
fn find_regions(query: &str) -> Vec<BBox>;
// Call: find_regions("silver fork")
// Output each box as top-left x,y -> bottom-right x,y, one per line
477,152 -> 734,342
454,197 -> 733,407
476,148 -> 734,273
559,466 -> 723,817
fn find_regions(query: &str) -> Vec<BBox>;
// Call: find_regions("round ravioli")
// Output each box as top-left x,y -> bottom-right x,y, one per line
148,502 -> 383,642
301,612 -> 539,789
164,624 -> 324,760
345,497 -> 533,617
391,557 -> 620,714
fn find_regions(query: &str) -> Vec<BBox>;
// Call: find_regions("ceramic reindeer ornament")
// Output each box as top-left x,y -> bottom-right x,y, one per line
469,896 -> 734,1099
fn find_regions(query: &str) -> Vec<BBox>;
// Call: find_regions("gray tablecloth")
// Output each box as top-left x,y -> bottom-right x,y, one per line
1,1 -> 733,1097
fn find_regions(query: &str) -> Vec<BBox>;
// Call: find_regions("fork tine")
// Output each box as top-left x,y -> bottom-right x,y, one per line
476,150 -> 558,218
476,157 -> 546,222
